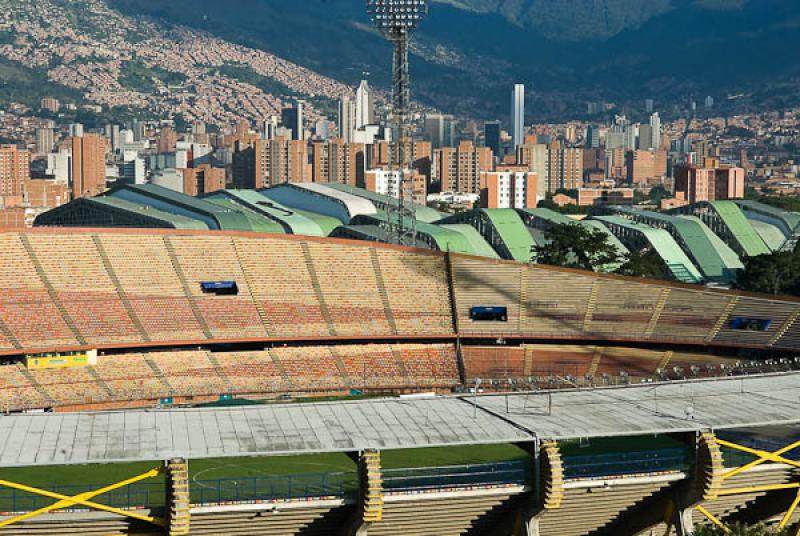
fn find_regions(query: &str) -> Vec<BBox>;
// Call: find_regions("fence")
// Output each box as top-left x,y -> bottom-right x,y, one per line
564,448 -> 691,479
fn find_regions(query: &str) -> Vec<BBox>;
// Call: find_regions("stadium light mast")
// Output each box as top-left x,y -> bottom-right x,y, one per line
366,0 -> 428,247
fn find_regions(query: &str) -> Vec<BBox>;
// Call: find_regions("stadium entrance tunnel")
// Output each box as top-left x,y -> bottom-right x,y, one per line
0,430 -> 797,535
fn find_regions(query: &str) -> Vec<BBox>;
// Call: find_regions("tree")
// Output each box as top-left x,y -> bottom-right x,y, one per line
736,250 -> 800,296
649,185 -> 670,204
616,251 -> 668,279
532,223 -> 622,271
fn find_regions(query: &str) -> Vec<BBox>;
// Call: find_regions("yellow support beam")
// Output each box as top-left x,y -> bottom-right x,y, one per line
779,489 -> 800,530
717,482 -> 800,496
695,505 -> 731,534
717,438 -> 800,480
0,467 -> 165,528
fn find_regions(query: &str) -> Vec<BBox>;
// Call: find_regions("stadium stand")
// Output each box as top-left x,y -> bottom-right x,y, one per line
0,344 -> 461,412
5,227 -> 800,358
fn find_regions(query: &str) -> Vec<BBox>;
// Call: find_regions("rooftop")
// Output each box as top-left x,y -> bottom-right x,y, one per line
1,373 -> 796,467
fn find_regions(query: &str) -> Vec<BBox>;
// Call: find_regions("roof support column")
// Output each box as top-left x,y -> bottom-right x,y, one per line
346,449 -> 384,536
165,458 -> 190,536
515,439 -> 562,536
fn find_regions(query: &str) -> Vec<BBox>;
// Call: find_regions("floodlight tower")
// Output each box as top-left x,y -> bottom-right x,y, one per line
366,0 -> 428,247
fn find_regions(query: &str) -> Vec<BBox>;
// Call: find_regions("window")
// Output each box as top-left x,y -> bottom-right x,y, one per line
470,306 -> 508,322
201,281 -> 239,296
730,317 -> 772,332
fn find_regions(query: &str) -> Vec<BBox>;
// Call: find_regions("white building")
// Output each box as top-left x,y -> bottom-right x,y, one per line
46,150 -> 71,185
511,84 -> 525,150
355,79 -> 374,130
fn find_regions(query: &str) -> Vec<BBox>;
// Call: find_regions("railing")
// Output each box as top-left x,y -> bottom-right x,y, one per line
383,460 -> 530,492
192,471 -> 357,505
720,435 -> 800,467
564,448 -> 690,479
0,481 -> 165,514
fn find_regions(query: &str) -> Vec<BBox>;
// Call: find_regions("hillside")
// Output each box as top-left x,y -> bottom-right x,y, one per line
109,0 -> 800,121
0,0 -> 351,127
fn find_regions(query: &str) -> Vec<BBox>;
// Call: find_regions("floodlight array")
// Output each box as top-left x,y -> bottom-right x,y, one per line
367,0 -> 428,35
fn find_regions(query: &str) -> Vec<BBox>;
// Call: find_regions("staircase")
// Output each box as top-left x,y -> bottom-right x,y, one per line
204,351 -> 235,392
162,237 -> 213,340
144,358 -> 173,393
167,459 -> 191,536
17,365 -> 56,407
87,365 -> 115,398
370,248 -> 399,336
301,243 -> 337,337
361,450 -> 384,524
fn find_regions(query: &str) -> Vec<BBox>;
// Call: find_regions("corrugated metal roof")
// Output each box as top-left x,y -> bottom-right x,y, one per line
613,208 -> 742,283
89,197 -> 209,230
482,209 -> 536,263
751,219 -> 787,252
440,225 -> 500,259
323,184 -> 445,223
0,374 -> 796,467
205,199 -> 286,234
594,216 -> 704,283
206,190 -> 324,236
292,183 -> 378,220
735,200 -> 800,237
708,201 -> 770,257
517,208 -> 574,226
107,184 -> 254,231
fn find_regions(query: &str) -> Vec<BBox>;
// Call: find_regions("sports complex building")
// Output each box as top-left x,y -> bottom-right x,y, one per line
0,227 -> 799,535
34,183 -> 800,286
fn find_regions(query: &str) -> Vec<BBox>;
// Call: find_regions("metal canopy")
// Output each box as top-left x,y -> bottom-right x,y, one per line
0,374 -> 798,467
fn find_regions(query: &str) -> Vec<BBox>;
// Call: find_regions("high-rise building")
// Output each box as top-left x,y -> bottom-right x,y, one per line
233,137 -> 310,188
424,114 -> 446,149
338,97 -> 356,144
35,127 -> 55,155
262,116 -> 279,141
484,121 -> 501,160
645,99 -> 654,113
638,125 -> 654,150
281,100 -> 305,141
69,123 -> 84,138
435,140 -> 493,194
355,79 -> 374,129
365,169 -> 427,203
585,125 -> 601,149
182,165 -> 226,196
0,145 -> 30,208
158,127 -> 177,154
546,142 -> 583,192
511,84 -> 525,150
40,98 -> 60,113
673,166 -> 744,204
479,171 -> 539,209
649,112 -> 662,150
311,139 -> 366,186
626,149 -> 667,186
71,134 -> 106,198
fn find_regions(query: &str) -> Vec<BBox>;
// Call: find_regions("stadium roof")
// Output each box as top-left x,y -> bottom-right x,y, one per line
205,190 -> 329,236
107,184 -> 256,231
735,200 -> 800,238
263,183 -> 377,224
517,208 -> 575,226
612,207 -> 742,283
750,219 -> 787,251
351,211 -> 498,258
708,201 -> 770,257
482,209 -> 536,262
204,198 -> 285,234
322,184 -> 445,223
594,216 -> 704,284
0,373 -> 797,467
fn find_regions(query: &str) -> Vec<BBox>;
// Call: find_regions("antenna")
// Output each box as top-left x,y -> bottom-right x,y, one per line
366,0 -> 428,247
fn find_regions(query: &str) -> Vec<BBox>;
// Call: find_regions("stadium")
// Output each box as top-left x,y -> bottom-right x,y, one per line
0,227 -> 799,535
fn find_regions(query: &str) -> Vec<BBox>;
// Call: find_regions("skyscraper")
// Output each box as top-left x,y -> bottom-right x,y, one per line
71,134 -> 106,198
649,112 -> 662,150
484,121 -> 501,159
0,145 -> 29,207
355,79 -> 374,129
424,113 -> 445,149
282,100 -> 305,141
585,125 -> 600,149
338,97 -> 356,144
511,84 -> 525,150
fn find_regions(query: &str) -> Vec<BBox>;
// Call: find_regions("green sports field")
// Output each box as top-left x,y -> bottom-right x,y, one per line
0,444 -> 530,512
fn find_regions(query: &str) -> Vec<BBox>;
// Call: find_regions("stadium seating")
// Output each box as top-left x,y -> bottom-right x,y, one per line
147,350 -> 229,397
3,230 -> 800,354
374,249 -> 453,335
305,242 -> 393,337
212,351 -> 288,394
0,363 -> 47,410
396,344 -> 459,387
97,233 -> 208,342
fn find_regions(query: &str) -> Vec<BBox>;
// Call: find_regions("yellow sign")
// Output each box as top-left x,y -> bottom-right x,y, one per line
25,353 -> 90,370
